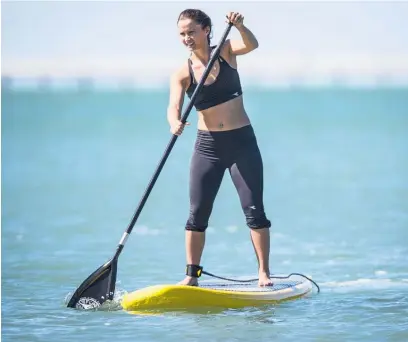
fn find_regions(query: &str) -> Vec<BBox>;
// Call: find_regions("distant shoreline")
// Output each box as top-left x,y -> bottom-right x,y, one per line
3,80 -> 408,92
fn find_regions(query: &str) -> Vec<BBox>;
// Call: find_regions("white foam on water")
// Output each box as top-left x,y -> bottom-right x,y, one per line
226,225 -> 238,233
271,233 -> 288,239
133,225 -> 161,236
321,278 -> 408,292
308,249 -> 317,256
63,286 -> 128,311
374,270 -> 388,276
94,286 -> 129,312
324,259 -> 337,265
64,292 -> 73,306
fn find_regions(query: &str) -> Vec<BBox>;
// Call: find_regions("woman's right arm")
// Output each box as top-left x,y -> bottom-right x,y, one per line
167,66 -> 190,136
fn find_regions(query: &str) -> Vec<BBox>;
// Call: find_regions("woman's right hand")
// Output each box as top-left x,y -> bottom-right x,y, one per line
170,120 -> 190,136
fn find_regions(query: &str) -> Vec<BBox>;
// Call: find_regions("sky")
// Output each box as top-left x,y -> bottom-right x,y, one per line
2,0 -> 408,86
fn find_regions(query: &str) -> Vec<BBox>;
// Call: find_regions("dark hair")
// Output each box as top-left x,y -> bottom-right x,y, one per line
177,9 -> 212,46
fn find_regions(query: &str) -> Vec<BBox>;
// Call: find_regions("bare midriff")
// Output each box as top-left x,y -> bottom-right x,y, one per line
196,95 -> 250,131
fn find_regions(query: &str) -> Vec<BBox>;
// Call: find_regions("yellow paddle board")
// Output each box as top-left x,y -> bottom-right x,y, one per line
121,275 -> 313,312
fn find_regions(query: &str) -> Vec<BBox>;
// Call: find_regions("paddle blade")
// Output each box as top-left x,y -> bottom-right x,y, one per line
67,258 -> 118,309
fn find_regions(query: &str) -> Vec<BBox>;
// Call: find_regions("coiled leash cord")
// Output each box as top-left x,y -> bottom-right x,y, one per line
202,270 -> 320,293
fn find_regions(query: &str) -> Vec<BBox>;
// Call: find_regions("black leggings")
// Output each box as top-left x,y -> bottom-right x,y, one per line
185,125 -> 271,232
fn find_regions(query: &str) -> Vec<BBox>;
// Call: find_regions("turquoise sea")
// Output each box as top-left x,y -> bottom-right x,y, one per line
2,87 -> 408,341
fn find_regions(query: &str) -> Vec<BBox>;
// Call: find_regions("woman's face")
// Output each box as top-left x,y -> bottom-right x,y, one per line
177,18 -> 209,51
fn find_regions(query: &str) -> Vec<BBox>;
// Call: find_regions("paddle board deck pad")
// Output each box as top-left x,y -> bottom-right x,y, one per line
121,274 -> 313,312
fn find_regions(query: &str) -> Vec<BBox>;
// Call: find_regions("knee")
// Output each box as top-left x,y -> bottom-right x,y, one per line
185,224 -> 208,233
246,216 -> 271,229
243,207 -> 271,229
185,206 -> 211,232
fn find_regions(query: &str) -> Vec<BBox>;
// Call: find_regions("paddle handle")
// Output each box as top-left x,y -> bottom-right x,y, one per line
113,22 -> 234,258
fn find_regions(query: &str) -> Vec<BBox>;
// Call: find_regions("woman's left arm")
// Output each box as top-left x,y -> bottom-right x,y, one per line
226,12 -> 259,56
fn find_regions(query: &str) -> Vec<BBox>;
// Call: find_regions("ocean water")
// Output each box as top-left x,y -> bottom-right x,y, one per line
2,87 -> 408,341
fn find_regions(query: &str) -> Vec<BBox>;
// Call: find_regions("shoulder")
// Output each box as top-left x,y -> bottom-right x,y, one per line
170,60 -> 191,88
219,40 -> 237,67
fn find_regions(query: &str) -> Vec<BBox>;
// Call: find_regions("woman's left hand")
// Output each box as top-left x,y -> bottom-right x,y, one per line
226,12 -> 244,29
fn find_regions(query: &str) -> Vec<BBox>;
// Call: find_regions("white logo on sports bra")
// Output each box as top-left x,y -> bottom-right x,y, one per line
233,92 -> 239,96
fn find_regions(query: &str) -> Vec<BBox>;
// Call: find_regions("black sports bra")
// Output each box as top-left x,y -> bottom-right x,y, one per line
186,47 -> 243,111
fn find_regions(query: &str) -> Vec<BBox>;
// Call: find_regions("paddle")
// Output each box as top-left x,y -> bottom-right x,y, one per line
67,22 -> 234,309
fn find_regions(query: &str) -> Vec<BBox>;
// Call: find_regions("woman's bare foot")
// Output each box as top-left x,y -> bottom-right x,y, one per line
258,271 -> 273,287
178,276 -> 198,286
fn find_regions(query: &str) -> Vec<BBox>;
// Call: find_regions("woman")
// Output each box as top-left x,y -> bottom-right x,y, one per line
167,9 -> 272,286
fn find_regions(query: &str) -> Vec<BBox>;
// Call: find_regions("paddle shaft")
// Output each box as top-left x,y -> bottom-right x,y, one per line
112,23 -> 233,260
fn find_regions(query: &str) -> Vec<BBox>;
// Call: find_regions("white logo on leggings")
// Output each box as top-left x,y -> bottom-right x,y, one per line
249,206 -> 256,210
